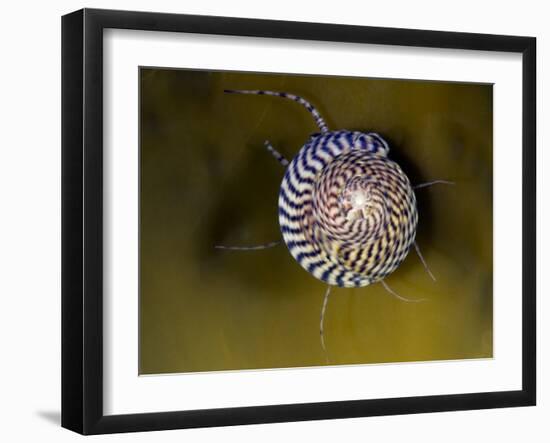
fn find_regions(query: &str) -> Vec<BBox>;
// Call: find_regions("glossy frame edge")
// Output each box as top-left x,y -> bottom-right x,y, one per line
61,8 -> 537,435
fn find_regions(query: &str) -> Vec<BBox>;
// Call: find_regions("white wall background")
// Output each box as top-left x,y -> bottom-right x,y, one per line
0,0 -> 546,441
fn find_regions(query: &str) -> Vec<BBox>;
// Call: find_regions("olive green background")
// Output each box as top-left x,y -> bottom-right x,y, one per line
139,68 -> 493,375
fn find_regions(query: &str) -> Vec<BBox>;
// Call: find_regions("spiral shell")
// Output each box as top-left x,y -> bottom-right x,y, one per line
279,130 -> 418,288
223,89 -> 419,289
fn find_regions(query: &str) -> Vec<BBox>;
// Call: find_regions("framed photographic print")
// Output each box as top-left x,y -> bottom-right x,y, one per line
61,8 -> 536,435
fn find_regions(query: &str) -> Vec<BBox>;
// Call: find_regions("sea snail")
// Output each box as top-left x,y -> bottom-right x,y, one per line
216,89 -> 452,358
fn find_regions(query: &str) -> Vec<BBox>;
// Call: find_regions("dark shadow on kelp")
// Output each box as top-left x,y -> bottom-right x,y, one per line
197,138 -> 300,295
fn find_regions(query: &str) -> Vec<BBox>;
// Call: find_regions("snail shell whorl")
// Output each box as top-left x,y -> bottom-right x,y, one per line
279,130 -> 418,288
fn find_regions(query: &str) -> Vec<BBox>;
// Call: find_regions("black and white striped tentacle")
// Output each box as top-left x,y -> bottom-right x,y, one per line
264,140 -> 289,167
224,89 -> 330,134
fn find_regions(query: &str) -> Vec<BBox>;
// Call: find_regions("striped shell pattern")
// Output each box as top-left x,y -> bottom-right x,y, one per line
279,130 -> 418,288
223,89 -> 419,289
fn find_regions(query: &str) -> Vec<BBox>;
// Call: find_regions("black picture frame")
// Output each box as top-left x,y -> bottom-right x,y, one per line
62,8 -> 536,435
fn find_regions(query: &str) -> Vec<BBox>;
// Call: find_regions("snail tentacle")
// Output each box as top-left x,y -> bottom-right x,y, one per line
380,280 -> 426,303
224,89 -> 329,133
214,241 -> 281,251
414,180 -> 455,189
319,285 -> 332,363
264,140 -> 289,167
414,241 -> 436,282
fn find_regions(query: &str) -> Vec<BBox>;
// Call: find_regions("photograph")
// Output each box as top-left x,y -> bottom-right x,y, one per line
139,68 -> 493,375
0,0 -> 543,440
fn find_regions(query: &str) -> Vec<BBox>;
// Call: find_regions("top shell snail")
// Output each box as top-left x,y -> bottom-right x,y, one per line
280,129 -> 416,288
217,89 -> 452,357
